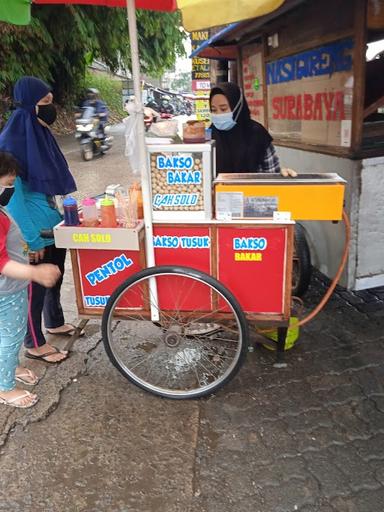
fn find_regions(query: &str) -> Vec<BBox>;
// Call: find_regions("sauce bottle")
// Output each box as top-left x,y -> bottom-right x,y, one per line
63,196 -> 80,226
81,197 -> 99,227
130,182 -> 144,219
100,196 -> 117,227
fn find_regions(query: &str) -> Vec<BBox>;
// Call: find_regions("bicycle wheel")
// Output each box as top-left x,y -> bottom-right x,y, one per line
102,265 -> 249,399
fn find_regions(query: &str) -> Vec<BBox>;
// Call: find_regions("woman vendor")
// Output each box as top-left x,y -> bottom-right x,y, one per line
210,82 -> 296,177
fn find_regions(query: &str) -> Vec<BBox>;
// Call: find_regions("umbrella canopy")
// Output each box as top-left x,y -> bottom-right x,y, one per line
0,0 -> 30,25
33,0 -> 285,31
34,0 -> 177,11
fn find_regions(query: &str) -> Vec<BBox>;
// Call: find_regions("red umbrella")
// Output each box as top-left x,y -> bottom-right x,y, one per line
34,0 -> 176,10
34,0 -> 285,31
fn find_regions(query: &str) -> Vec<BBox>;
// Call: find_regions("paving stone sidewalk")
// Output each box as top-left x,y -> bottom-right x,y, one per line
189,271 -> 384,512
0,266 -> 383,511
6,128 -> 384,510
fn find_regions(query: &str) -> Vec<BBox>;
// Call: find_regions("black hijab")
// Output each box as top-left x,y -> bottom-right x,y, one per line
210,82 -> 272,173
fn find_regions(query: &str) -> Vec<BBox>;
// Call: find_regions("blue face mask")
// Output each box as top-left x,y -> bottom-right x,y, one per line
210,90 -> 244,131
211,112 -> 236,131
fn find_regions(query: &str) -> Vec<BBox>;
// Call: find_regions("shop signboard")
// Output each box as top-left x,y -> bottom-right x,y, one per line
242,43 -> 266,125
266,38 -> 354,147
191,30 -> 211,121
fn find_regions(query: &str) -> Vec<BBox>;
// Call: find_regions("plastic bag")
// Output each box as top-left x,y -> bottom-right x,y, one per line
123,113 -> 141,181
149,119 -> 178,138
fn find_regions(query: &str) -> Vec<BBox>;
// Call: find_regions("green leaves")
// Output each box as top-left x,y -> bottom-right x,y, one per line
0,5 -> 185,109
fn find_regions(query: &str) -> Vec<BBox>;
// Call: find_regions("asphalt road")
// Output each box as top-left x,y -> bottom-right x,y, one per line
0,128 -> 383,511
58,123 -> 131,202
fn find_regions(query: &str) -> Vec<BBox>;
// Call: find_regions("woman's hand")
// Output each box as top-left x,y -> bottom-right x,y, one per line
29,248 -> 45,264
280,168 -> 298,178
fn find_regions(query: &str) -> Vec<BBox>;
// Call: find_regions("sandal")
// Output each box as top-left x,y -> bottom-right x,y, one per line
0,390 -> 38,409
46,323 -> 85,337
15,368 -> 39,386
25,346 -> 69,365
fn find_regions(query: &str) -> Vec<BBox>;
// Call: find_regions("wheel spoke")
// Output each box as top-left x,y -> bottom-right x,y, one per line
102,267 -> 248,398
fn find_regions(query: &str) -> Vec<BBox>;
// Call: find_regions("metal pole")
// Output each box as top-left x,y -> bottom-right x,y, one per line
126,0 -> 159,321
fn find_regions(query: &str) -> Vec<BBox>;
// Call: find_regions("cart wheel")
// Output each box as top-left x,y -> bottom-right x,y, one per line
102,266 -> 249,399
292,223 -> 312,297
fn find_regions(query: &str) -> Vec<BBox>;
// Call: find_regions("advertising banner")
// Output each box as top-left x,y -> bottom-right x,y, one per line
217,226 -> 287,313
266,38 -> 354,147
191,30 -> 211,121
242,44 -> 266,125
77,249 -> 143,309
153,225 -> 212,310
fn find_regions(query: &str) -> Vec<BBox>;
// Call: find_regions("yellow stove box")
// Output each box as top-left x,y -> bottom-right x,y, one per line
214,173 -> 346,221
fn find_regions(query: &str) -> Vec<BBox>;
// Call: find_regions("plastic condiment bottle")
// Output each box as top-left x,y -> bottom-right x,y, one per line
130,182 -> 143,219
63,196 -> 80,226
81,197 -> 99,227
100,195 -> 117,228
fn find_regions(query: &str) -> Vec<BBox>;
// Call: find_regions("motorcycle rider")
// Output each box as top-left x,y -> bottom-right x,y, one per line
160,95 -> 174,115
82,88 -> 109,138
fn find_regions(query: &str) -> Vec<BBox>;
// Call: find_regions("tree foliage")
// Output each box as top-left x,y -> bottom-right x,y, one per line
0,5 -> 185,105
171,71 -> 192,93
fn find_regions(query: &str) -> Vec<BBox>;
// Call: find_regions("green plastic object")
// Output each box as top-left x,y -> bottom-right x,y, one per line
100,196 -> 115,206
262,317 -> 300,351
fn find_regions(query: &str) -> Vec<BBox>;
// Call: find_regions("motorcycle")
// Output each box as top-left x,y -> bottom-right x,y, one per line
159,98 -> 175,116
178,101 -> 193,116
75,106 -> 113,161
159,112 -> 174,120
183,100 -> 193,116
145,99 -> 160,111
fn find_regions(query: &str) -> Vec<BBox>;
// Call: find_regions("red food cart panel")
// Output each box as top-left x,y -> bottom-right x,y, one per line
217,226 -> 288,314
153,226 -> 212,311
77,249 -> 143,309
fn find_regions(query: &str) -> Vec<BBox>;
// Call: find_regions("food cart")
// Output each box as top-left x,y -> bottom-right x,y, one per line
192,0 -> 384,291
54,141 -> 346,399
27,0 -> 348,399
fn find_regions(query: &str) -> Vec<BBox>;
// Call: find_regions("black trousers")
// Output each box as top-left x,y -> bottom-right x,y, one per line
25,245 -> 66,349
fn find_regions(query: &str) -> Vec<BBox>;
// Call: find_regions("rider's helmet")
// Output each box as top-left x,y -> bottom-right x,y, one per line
86,88 -> 99,103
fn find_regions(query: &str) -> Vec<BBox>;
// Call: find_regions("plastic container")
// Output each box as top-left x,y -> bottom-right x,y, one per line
115,188 -> 137,228
130,182 -> 143,219
63,196 -> 80,226
182,120 -> 206,143
100,196 -> 117,228
81,197 -> 99,227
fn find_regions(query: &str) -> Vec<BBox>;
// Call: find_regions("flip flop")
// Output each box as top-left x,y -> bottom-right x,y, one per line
15,368 -> 39,386
46,324 -> 85,337
0,390 -> 38,409
25,346 -> 69,365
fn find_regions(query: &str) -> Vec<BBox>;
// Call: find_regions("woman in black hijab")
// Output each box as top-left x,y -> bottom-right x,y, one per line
210,82 -> 296,175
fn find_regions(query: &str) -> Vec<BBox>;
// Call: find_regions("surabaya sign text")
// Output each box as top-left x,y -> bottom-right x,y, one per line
266,38 -> 354,146
272,91 -> 345,121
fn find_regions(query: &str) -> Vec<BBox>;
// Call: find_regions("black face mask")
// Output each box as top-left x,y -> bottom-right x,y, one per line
37,104 -> 57,125
0,186 -> 15,207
